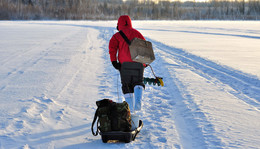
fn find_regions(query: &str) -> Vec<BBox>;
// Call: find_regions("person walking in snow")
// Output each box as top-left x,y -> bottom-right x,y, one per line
109,15 -> 145,114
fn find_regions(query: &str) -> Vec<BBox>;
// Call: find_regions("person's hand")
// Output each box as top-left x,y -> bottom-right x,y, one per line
112,61 -> 121,70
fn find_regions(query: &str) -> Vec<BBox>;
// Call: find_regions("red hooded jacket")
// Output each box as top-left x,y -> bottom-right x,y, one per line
109,15 -> 145,64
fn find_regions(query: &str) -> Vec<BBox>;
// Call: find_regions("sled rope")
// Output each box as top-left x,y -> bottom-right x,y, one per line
148,64 -> 157,78
117,73 -> 120,102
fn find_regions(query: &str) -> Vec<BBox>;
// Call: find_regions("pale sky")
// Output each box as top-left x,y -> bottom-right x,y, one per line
148,0 -> 209,3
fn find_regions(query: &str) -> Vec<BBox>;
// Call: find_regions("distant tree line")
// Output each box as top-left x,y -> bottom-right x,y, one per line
0,0 -> 260,20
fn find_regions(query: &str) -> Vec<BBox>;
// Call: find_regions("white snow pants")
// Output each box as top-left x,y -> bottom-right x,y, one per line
124,85 -> 144,113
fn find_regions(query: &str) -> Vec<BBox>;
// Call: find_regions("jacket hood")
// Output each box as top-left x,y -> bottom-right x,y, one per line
117,15 -> 132,31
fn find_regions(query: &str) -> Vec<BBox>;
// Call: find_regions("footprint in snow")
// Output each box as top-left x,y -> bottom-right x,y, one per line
15,120 -> 24,129
158,137 -> 167,143
56,109 -> 65,120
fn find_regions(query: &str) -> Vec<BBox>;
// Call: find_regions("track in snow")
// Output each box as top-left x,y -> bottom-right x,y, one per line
150,39 -> 260,111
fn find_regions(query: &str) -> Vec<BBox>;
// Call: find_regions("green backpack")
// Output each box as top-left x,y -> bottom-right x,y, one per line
91,99 -> 131,136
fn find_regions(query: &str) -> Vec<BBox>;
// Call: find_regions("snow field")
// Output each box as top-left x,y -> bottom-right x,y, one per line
0,21 -> 260,149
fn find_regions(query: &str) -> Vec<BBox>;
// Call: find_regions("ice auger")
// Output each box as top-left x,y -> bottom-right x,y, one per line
143,65 -> 164,87
144,77 -> 164,86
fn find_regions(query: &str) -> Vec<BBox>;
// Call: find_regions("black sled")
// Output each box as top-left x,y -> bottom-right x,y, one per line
91,99 -> 144,143
100,120 -> 143,143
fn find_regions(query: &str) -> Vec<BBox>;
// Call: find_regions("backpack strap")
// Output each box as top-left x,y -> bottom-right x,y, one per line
119,31 -> 131,45
91,108 -> 99,136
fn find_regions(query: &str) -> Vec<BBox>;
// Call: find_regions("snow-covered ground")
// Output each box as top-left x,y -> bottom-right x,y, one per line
0,20 -> 259,149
